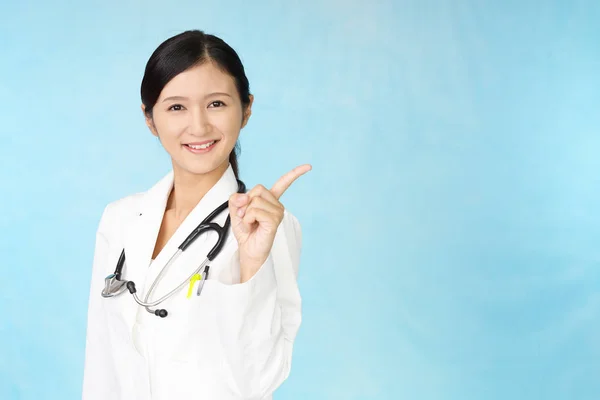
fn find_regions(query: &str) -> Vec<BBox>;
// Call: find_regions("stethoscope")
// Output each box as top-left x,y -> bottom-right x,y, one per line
100,179 -> 246,318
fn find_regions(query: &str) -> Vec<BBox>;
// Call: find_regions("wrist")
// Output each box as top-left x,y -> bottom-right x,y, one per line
239,255 -> 267,283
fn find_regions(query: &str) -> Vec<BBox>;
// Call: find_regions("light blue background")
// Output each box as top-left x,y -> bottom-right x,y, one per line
1,1 -> 599,399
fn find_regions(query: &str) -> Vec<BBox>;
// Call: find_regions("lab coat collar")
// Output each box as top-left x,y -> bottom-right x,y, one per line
121,164 -> 239,330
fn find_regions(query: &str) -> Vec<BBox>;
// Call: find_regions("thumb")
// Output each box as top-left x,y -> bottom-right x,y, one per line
228,193 -> 250,228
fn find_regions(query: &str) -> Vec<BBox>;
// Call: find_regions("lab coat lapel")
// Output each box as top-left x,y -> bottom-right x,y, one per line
121,171 -> 173,328
143,166 -> 240,297
120,166 -> 239,330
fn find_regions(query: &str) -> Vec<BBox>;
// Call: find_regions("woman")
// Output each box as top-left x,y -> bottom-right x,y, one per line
82,30 -> 310,400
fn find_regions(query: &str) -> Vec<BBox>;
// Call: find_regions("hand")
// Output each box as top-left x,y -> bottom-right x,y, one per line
228,164 -> 312,282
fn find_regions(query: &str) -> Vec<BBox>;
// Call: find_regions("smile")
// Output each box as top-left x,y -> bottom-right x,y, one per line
184,140 -> 218,153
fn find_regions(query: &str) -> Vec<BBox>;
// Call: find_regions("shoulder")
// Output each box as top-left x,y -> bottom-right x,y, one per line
281,209 -> 301,239
267,209 -> 304,278
275,209 -> 303,258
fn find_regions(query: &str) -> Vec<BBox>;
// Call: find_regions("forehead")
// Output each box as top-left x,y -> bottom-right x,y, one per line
159,62 -> 238,100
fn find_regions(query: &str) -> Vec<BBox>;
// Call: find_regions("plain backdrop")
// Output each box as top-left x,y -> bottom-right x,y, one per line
1,1 -> 599,399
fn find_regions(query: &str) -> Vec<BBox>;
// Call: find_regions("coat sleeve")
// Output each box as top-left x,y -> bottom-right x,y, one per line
82,205 -> 119,400
208,210 -> 303,399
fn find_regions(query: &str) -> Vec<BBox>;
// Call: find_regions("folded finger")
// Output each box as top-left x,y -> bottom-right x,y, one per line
243,207 -> 278,226
247,184 -> 280,206
229,193 -> 250,218
245,196 -> 282,216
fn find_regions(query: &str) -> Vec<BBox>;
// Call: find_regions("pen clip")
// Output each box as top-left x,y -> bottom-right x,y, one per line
197,265 -> 210,296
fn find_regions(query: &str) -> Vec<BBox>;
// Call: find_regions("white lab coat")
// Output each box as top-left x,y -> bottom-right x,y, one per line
82,165 -> 303,400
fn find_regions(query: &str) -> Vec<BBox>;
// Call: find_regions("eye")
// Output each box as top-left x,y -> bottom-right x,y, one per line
208,100 -> 226,108
168,104 -> 184,111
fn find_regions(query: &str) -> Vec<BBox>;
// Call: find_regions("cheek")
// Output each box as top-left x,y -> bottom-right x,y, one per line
221,123 -> 241,141
154,115 -> 185,140
215,113 -> 243,140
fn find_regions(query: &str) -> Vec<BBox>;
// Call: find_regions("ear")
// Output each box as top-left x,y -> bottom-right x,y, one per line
241,94 -> 254,129
141,104 -> 158,137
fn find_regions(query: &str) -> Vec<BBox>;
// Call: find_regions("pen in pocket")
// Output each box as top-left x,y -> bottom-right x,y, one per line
197,266 -> 210,296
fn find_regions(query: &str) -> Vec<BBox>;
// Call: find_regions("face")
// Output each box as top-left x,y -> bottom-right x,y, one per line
143,61 -> 253,178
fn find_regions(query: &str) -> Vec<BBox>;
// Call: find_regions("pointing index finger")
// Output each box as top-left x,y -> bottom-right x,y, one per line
270,164 -> 312,199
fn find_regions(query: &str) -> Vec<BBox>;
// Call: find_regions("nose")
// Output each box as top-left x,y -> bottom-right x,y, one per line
189,107 -> 212,136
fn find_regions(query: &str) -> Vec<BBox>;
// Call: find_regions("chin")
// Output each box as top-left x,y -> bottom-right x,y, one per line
174,158 -> 230,177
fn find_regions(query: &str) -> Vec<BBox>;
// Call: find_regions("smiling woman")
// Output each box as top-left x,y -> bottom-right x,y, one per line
140,30 -> 253,181
82,30 -> 311,400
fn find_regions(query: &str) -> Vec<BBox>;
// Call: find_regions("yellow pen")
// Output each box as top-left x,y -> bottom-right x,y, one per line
186,273 -> 202,299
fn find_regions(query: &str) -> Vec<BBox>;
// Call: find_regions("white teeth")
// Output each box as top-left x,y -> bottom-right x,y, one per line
188,141 -> 215,150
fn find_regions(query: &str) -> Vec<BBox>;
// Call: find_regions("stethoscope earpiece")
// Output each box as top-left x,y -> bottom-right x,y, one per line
126,281 -> 136,294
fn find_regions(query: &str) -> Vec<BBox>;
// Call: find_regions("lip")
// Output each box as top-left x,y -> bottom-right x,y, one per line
184,140 -> 218,146
183,139 -> 219,154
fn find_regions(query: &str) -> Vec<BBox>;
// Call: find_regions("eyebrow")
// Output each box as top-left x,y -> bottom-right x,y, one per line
162,92 -> 233,103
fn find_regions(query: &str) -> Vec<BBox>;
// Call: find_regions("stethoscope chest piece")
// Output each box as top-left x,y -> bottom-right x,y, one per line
101,273 -> 128,298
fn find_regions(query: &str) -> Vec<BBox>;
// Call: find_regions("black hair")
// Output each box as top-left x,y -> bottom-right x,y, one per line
140,30 -> 252,179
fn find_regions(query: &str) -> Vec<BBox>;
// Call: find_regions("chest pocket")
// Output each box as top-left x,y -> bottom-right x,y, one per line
147,232 -> 239,364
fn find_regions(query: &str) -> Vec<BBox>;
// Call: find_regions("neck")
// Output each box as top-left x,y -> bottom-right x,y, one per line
167,161 -> 230,220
